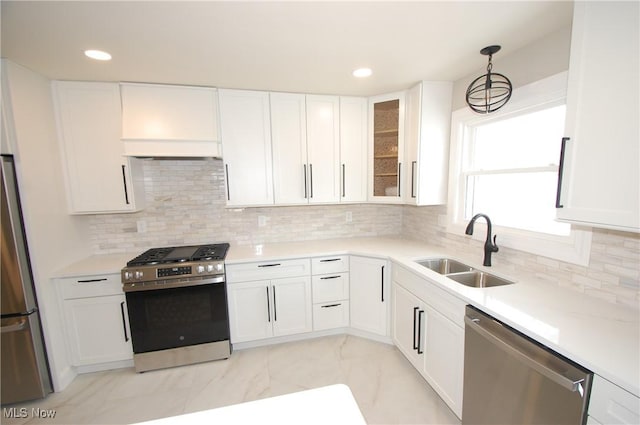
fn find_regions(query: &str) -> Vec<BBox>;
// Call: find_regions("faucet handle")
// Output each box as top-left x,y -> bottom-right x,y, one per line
492,235 -> 499,252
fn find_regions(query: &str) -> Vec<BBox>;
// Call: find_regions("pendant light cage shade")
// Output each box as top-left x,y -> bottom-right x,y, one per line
466,45 -> 513,114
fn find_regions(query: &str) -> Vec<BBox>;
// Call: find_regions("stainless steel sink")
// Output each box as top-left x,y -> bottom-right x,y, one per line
446,271 -> 514,288
416,258 -> 473,275
415,257 -> 515,288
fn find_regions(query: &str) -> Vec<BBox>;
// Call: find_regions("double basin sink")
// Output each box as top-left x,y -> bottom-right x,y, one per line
415,258 -> 515,288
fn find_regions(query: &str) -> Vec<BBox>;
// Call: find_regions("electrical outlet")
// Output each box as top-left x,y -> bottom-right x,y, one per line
136,220 -> 147,233
346,211 -> 353,223
258,215 -> 268,227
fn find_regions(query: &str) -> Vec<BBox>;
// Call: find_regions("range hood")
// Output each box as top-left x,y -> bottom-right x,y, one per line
122,139 -> 222,158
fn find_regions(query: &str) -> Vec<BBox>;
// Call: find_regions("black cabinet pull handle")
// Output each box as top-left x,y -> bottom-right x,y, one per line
381,265 -> 385,302
266,287 -> 271,322
320,258 -> 340,263
556,137 -> 569,208
413,307 -> 419,350
225,164 -> 231,201
411,161 -> 417,198
320,275 -> 340,280
417,310 -> 425,354
272,286 -> 277,322
77,278 -> 108,283
120,301 -> 129,342
121,165 -> 130,205
321,303 -> 341,308
303,164 -> 308,199
397,163 -> 402,197
258,263 -> 281,268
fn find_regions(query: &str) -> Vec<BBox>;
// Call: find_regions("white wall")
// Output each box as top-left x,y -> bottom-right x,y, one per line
2,60 -> 92,390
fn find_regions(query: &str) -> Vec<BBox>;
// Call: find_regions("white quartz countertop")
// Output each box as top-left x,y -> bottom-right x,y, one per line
57,237 -> 640,398
133,384 -> 366,425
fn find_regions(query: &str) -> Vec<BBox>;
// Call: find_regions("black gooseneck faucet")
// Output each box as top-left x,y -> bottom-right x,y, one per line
465,213 -> 499,267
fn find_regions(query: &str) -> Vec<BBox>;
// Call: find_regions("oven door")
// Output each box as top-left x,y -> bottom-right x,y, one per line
125,279 -> 230,354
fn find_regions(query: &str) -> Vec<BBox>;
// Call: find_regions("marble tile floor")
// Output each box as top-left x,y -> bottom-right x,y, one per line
3,335 -> 461,425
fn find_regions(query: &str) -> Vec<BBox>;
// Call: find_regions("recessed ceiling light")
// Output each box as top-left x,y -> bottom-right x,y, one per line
353,68 -> 373,78
84,50 -> 112,61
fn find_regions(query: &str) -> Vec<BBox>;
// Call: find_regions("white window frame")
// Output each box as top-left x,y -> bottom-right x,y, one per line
446,72 -> 592,266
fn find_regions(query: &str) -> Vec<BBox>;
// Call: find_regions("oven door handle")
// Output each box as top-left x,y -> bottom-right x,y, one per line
123,275 -> 225,292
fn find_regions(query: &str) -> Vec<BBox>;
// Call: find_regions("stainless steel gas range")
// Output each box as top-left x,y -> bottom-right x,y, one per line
121,243 -> 231,372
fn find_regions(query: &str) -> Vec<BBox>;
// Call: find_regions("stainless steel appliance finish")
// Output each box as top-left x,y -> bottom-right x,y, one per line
1,155 -> 52,404
462,305 -> 592,425
121,244 -> 231,373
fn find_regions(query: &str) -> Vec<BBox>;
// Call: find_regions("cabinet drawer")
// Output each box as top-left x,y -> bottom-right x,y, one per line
313,301 -> 349,331
589,375 -> 640,425
57,274 -> 123,299
226,258 -> 310,283
311,255 -> 349,275
312,273 -> 349,304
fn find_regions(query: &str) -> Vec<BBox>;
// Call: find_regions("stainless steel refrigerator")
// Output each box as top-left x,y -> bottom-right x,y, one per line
1,154 -> 52,404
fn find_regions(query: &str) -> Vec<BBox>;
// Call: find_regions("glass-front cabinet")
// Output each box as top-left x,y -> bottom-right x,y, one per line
369,92 -> 405,202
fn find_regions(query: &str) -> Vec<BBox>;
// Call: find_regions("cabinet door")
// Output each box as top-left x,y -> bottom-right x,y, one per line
52,81 -> 143,214
271,276 -> 312,337
557,2 -> 639,232
120,83 -> 219,142
271,92 -> 308,205
306,95 -> 340,204
403,82 -> 452,205
423,305 -> 464,419
391,282 -> 424,368
63,295 -> 132,366
227,281 -> 272,343
219,89 -> 274,206
369,92 -> 405,203
340,97 -> 368,203
349,256 -> 389,336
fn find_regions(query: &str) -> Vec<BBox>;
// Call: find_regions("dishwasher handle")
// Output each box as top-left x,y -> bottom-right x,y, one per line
464,315 -> 586,396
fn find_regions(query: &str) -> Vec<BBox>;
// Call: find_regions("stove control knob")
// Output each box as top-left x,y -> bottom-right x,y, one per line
197,265 -> 205,274
216,263 -> 223,272
206,264 -> 214,273
135,271 -> 144,280
124,271 -> 133,280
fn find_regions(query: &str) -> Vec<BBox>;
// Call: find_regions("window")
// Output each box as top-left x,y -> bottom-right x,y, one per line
448,72 -> 591,265
463,104 -> 570,236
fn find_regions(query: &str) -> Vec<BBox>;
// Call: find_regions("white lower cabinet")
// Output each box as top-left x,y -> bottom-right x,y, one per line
311,255 -> 350,331
349,256 -> 389,337
588,374 -> 640,425
56,274 -> 132,367
226,263 -> 313,344
392,265 -> 465,419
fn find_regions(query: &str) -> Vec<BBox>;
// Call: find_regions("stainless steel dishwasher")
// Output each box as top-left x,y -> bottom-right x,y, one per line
463,305 -> 592,425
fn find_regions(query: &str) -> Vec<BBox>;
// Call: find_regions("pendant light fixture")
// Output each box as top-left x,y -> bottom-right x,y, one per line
465,45 -> 512,114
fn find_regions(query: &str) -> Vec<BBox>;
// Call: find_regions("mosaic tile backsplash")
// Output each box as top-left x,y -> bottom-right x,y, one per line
88,159 -> 639,307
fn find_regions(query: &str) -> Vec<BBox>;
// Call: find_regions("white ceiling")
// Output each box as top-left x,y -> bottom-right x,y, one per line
1,1 -> 573,96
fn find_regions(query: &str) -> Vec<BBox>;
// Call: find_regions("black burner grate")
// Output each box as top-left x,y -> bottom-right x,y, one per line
126,243 -> 230,266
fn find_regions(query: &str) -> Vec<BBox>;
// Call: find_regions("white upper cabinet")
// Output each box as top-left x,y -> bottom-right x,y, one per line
368,92 -> 405,203
271,92 -> 308,205
339,97 -> 368,203
271,93 -> 341,205
218,89 -> 274,207
120,83 -> 221,157
52,81 -> 144,214
306,95 -> 341,204
403,81 -> 452,205
556,2 -> 639,232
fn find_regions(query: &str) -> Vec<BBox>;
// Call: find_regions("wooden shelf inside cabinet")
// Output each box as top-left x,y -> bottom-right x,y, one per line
375,173 -> 398,177
374,154 -> 398,159
374,129 -> 399,136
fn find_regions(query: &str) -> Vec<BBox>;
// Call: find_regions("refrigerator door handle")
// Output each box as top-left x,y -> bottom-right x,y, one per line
1,318 -> 28,333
